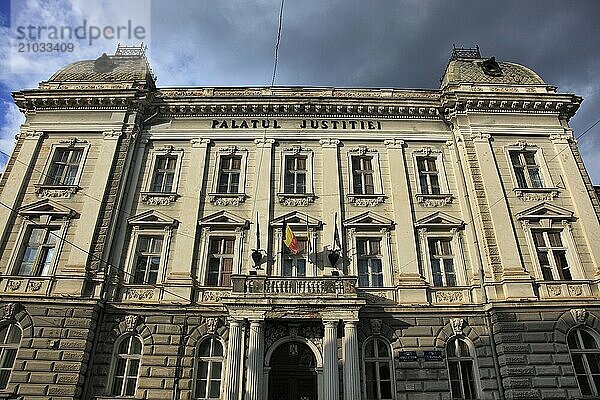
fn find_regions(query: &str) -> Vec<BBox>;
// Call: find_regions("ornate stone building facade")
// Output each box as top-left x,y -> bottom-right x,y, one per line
0,45 -> 599,400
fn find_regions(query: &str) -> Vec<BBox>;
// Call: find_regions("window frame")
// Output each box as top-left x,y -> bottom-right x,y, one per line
531,229 -> 572,281
108,334 -> 143,398
567,327 -> 600,398
428,237 -> 458,287
504,142 -> 556,194
209,146 -> 249,204
445,337 -> 481,400
12,225 -> 61,277
193,336 -> 226,400
8,201 -> 75,278
277,146 -> 316,206
356,237 -> 385,288
142,146 -> 184,194
344,212 -> 394,288
198,211 -> 249,287
518,204 -> 584,282
0,323 -> 22,390
361,336 -> 395,400
411,147 -> 453,206
39,141 -> 90,188
204,236 -> 237,287
35,140 -> 90,198
415,213 -> 467,288
125,210 -> 178,287
125,228 -> 172,286
346,147 -> 385,205
271,212 -> 321,277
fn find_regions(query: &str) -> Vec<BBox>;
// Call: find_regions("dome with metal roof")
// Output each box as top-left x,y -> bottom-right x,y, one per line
441,46 -> 545,88
44,44 -> 155,85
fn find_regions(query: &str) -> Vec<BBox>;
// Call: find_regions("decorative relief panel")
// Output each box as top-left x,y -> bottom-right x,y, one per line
415,194 -> 453,207
208,194 -> 247,206
277,194 -> 316,207
34,185 -> 80,199
434,290 -> 464,303
140,192 -> 179,205
514,188 -> 559,202
346,194 -> 385,207
124,288 -> 155,301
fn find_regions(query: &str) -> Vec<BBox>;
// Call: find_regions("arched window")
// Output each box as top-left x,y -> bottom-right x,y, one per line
568,328 -> 600,397
194,336 -> 224,399
110,335 -> 142,397
362,337 -> 393,400
446,337 -> 477,399
0,323 -> 21,389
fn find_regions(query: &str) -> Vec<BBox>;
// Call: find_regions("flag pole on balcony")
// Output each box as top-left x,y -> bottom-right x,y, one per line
251,211 -> 262,270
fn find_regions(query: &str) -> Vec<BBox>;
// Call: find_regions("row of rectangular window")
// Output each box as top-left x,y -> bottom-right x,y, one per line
42,145 -> 550,200
10,223 -> 573,289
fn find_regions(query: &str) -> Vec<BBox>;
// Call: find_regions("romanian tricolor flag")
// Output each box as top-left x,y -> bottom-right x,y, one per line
283,219 -> 299,254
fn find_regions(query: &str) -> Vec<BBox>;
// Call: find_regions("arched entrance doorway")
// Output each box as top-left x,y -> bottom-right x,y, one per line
267,340 -> 318,400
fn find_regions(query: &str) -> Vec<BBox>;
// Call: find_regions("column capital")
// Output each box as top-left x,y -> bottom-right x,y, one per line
323,319 -> 339,328
191,138 -> 211,147
103,129 -> 122,140
319,138 -> 340,148
384,138 -> 405,148
254,138 -> 275,148
472,132 -> 491,143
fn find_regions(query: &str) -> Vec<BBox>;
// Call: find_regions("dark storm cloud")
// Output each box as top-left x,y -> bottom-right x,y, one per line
149,0 -> 600,181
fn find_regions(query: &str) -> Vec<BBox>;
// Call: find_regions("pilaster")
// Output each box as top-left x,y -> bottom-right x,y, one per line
550,131 -> 600,275
320,139 -> 342,273
247,138 -> 275,274
385,138 -> 427,303
470,132 -> 535,299
164,138 -> 210,299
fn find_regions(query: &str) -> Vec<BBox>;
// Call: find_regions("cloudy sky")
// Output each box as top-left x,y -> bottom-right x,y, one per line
0,0 -> 598,182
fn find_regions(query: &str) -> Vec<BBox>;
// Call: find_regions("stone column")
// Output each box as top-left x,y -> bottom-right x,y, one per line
343,321 -> 361,400
323,320 -> 340,400
245,320 -> 265,400
225,319 -> 243,400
